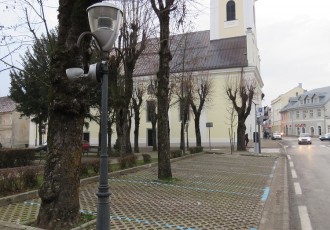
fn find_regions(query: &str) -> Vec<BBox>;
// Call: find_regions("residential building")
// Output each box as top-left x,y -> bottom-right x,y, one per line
82,0 -> 264,147
280,86 -> 330,136
271,83 -> 305,133
0,97 -> 30,148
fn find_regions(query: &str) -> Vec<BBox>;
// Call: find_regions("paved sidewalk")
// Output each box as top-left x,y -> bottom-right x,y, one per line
0,140 -> 288,229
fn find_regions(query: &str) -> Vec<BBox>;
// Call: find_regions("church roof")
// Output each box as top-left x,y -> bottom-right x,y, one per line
133,30 -> 248,76
0,97 -> 16,113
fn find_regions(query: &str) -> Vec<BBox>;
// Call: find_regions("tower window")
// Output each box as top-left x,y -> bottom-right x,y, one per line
226,1 -> 236,21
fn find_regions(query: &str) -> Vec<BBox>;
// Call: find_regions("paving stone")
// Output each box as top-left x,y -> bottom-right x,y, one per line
0,153 -> 278,229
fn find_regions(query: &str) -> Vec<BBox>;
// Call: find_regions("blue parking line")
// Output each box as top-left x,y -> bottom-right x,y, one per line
261,187 -> 270,202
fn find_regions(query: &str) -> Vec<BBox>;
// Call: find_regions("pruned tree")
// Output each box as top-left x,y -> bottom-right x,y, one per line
225,68 -> 255,151
111,0 -> 154,156
189,74 -> 213,147
131,81 -> 146,153
226,104 -> 237,154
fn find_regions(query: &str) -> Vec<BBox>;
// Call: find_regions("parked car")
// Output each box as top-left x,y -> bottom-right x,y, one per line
82,140 -> 90,151
271,132 -> 282,140
35,142 -> 47,151
298,133 -> 312,145
319,133 -> 330,141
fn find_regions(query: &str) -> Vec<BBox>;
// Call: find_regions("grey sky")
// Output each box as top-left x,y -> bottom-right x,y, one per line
1,0 -> 330,107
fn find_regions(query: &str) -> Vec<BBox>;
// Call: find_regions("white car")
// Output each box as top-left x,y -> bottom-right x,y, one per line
271,132 -> 282,140
298,133 -> 312,145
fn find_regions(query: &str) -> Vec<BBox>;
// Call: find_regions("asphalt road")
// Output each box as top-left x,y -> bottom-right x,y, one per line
282,137 -> 330,230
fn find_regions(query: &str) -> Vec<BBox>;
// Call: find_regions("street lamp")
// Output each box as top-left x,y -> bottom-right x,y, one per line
66,2 -> 122,230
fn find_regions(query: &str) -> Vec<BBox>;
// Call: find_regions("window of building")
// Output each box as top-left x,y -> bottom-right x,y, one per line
309,110 -> 313,118
310,127 -> 315,136
296,111 -> 300,118
297,127 -> 300,135
307,99 -> 310,104
303,110 -> 307,118
317,109 -> 321,117
318,126 -> 322,135
226,1 -> 236,21
146,100 -> 156,122
328,125 -> 330,133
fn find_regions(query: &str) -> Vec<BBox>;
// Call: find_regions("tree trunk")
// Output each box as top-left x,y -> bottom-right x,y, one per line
133,109 -> 140,153
152,119 -> 157,151
194,113 -> 202,147
237,116 -> 247,151
180,119 -> 185,152
37,113 -> 83,228
37,0 -> 98,228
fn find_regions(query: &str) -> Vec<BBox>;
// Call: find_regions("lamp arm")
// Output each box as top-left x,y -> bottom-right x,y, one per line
77,31 -> 104,58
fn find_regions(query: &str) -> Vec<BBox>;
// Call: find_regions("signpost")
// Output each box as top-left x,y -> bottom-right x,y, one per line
206,122 -> 213,150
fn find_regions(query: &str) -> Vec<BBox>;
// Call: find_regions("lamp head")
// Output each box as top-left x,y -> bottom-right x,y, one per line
87,2 -> 123,52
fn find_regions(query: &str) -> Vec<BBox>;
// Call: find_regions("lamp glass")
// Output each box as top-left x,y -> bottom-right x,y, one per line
87,2 -> 123,51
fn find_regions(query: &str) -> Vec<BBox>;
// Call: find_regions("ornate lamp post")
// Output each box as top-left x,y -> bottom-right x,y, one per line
66,2 -> 122,229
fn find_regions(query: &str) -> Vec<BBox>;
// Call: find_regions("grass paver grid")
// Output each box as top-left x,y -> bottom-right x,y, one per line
0,153 -> 277,229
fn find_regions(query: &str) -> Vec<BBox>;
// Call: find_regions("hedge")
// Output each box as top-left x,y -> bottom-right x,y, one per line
0,148 -> 36,168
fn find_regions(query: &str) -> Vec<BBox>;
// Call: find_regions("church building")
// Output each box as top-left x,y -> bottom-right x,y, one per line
28,0 -> 264,149
125,0 -> 264,148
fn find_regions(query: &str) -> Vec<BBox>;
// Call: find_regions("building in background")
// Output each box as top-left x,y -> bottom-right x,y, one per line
271,83 -> 305,133
280,86 -> 330,136
0,97 -> 30,148
83,0 -> 264,147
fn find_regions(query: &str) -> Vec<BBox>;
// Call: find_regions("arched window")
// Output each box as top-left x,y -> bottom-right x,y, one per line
226,1 -> 236,21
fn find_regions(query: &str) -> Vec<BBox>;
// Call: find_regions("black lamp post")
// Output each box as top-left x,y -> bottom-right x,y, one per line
66,2 -> 122,230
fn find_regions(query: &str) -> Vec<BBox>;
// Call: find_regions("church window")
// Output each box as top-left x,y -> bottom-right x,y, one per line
226,1 -> 236,21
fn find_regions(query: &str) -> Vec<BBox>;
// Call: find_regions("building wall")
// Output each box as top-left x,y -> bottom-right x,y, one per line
0,111 -> 29,148
271,84 -> 305,133
281,101 -> 330,136
82,67 -> 262,148
210,0 -> 257,40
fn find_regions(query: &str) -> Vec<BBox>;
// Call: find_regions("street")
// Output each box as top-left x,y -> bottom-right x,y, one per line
282,137 -> 330,230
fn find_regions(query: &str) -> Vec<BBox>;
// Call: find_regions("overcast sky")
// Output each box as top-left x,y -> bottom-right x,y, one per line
1,0 -> 330,106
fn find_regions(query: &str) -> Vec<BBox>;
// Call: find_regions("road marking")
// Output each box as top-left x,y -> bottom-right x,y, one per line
298,206 -> 313,230
289,161 -> 294,168
294,182 -> 302,195
287,155 -> 291,160
291,169 -> 298,178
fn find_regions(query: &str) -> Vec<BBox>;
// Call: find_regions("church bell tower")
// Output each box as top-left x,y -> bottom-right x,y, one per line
210,0 -> 257,40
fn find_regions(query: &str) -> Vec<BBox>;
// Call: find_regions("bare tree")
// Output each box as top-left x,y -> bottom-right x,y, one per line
189,74 -> 213,147
131,81 -> 146,153
226,105 -> 237,154
225,68 -> 256,151
111,0 -> 155,156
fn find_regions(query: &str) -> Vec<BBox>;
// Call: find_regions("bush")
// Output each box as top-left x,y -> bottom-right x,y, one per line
170,150 -> 183,159
80,159 -> 100,177
189,146 -> 203,154
142,154 -> 151,163
0,166 -> 42,195
118,155 -> 137,169
0,148 -> 35,168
